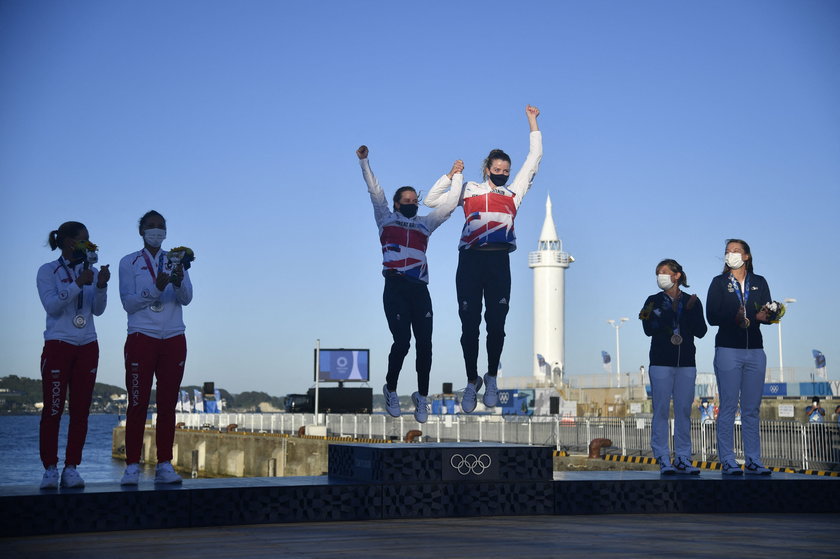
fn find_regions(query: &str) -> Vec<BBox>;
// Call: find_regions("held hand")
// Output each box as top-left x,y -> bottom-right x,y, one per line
448,159 -> 464,178
356,145 -> 369,159
96,264 -> 110,288
526,104 -> 540,119
156,271 -> 171,291
170,265 -> 184,288
755,309 -> 770,323
76,269 -> 94,287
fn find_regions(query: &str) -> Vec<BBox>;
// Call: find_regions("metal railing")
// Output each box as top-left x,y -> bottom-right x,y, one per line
173,412 -> 840,471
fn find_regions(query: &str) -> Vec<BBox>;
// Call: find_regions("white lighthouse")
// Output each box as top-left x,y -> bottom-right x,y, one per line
528,195 -> 573,384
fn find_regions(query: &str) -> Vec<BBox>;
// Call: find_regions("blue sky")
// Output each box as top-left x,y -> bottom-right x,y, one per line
2,0 -> 838,396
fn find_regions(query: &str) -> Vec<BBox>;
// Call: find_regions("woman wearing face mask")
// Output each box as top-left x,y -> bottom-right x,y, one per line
357,145 -> 464,423
706,239 -> 773,475
424,105 -> 542,413
118,210 -> 193,485
36,221 -> 110,489
639,259 -> 707,475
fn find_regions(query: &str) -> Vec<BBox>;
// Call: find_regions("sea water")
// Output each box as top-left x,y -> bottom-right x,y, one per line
0,413 -> 128,486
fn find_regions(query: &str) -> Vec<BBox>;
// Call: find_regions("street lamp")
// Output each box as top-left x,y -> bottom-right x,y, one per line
607,317 -> 629,388
778,298 -> 796,383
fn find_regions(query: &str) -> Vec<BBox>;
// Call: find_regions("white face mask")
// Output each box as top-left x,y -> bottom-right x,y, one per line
657,274 -> 675,290
725,252 -> 744,270
143,228 -> 167,248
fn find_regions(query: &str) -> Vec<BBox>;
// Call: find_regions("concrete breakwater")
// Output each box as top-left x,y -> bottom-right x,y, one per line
112,426 -> 659,478
111,426 -> 357,477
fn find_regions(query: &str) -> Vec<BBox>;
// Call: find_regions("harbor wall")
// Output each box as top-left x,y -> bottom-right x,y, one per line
112,426 -> 335,477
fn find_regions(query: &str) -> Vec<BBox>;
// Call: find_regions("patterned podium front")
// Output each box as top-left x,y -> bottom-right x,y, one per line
328,442 -> 553,483
328,443 -> 556,518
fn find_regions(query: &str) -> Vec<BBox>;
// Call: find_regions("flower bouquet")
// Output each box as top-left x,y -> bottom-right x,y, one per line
638,301 -> 655,321
757,301 -> 786,324
73,240 -> 99,266
166,246 -> 195,270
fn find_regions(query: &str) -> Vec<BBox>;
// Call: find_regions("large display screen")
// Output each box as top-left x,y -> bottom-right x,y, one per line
314,349 -> 370,382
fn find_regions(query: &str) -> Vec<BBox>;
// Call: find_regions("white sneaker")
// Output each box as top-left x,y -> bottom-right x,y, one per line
60,466 -> 85,488
121,463 -> 141,486
411,392 -> 429,423
155,461 -> 182,484
483,373 -> 498,407
40,466 -> 59,490
383,384 -> 401,418
461,377 -> 483,414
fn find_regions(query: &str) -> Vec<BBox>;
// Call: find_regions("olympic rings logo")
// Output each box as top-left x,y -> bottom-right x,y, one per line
499,392 -> 510,404
449,453 -> 492,475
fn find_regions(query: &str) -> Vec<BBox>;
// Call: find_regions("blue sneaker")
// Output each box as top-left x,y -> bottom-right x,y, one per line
461,377 -> 483,413
659,456 -> 676,475
744,457 -> 772,476
482,373 -> 498,408
383,384 -> 400,418
411,392 -> 429,424
674,456 -> 701,475
721,458 -> 743,476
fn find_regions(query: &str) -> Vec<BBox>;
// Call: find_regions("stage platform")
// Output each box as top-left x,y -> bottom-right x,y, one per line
2,443 -> 838,538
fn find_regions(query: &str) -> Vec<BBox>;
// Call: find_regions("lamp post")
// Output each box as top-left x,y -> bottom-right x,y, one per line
778,298 -> 796,383
607,318 -> 629,388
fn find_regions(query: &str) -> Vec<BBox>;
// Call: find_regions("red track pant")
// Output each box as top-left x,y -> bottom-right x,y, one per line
124,333 -> 186,464
39,340 -> 99,468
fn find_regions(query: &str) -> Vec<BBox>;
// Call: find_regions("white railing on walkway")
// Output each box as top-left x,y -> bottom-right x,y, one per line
174,412 -> 840,471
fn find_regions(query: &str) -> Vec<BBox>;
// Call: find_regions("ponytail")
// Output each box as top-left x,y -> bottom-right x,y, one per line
47,221 -> 86,252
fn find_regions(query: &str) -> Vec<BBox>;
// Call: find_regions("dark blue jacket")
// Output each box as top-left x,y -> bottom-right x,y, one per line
706,272 -> 772,349
641,290 -> 707,367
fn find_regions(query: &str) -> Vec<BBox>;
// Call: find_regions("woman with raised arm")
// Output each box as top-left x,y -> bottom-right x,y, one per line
358,145 -> 463,423
424,105 -> 542,413
37,221 -> 110,489
706,239 -> 776,475
640,259 -> 707,475
119,210 -> 193,485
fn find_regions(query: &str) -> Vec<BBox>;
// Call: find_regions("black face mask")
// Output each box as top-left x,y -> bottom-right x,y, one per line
397,204 -> 418,218
489,173 -> 508,187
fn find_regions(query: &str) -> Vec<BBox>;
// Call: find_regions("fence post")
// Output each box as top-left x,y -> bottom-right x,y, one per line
620,419 -> 626,456
528,418 -> 533,446
191,449 -> 199,479
800,424 -> 808,470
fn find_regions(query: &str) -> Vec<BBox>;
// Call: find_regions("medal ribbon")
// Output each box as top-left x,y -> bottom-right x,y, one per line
58,257 -> 84,311
729,273 -> 750,312
141,250 -> 165,282
667,292 -> 684,336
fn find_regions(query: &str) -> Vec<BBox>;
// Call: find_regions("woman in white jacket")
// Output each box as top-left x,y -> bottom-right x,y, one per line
37,221 -> 110,489
358,145 -> 463,423
119,210 -> 193,485
424,105 -> 542,413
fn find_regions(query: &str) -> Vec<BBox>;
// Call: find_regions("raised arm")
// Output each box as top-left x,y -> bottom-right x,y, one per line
424,160 -> 464,208
509,105 -> 543,207
424,160 -> 465,232
358,145 -> 391,227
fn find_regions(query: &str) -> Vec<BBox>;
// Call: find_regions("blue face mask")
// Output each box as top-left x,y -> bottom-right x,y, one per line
489,173 -> 508,187
398,204 -> 418,218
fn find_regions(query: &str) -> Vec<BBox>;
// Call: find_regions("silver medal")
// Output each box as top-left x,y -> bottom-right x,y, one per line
73,314 -> 87,328
670,334 -> 683,345
150,301 -> 163,312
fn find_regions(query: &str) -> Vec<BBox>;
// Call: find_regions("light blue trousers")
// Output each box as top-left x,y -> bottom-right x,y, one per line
714,347 -> 767,463
649,365 -> 697,459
